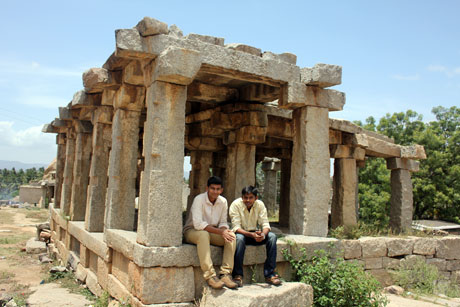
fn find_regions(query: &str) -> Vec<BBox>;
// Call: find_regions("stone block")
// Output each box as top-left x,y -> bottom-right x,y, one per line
86,270 -> 103,297
382,257 -> 400,269
26,237 -> 47,254
185,136 -> 224,151
446,260 -> 460,271
342,133 -> 369,148
101,89 -> 116,106
401,254 -> 426,267
386,158 -> 419,172
367,269 -> 393,287
386,238 -> 414,257
75,263 -> 88,282
112,251 -> 131,288
97,257 -> 111,290
113,84 -> 145,111
123,60 -> 145,86
365,135 -> 401,158
280,83 -> 345,111
364,257 -> 383,270
83,68 -> 115,93
168,24 -> 183,38
329,145 -> 365,160
283,235 -> 342,260
89,251 -> 98,274
400,144 -> 426,160
360,237 -> 387,258
152,46 -> 201,86
130,265 -> 195,304
201,282 -> 313,307
300,63 -> 342,88
136,17 -> 168,37
437,237 -> 460,260
187,82 -> 238,103
115,28 -> 150,59
426,258 -> 447,271
413,238 -> 436,255
107,274 -> 132,303
342,240 -> 362,259
262,51 -> 297,65
225,43 -> 261,56
80,244 -> 89,267
105,229 -> 137,260
186,33 -> 224,46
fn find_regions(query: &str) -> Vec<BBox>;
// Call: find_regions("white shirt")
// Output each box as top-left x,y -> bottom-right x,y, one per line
183,192 -> 229,233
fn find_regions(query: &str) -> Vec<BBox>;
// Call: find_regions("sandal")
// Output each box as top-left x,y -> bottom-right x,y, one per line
265,274 -> 282,286
233,275 -> 243,287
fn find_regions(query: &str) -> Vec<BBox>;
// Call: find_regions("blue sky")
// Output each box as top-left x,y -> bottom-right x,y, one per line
0,0 -> 459,164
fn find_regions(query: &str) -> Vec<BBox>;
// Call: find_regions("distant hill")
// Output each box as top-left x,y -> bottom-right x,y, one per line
0,160 -> 47,170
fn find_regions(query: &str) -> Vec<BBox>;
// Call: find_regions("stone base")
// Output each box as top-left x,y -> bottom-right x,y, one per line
200,282 -> 313,307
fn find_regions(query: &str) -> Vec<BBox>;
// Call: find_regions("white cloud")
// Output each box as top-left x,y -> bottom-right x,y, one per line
18,93 -> 69,109
0,121 -> 56,164
392,74 -> 420,81
427,65 -> 460,77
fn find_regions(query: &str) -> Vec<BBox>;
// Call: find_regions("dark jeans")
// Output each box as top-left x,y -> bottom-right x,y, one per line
233,232 -> 277,278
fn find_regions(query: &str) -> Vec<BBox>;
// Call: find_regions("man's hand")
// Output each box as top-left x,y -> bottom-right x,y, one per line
222,229 -> 236,243
253,231 -> 265,242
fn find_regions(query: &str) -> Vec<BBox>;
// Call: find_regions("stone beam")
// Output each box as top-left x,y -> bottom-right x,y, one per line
256,148 -> 292,160
342,133 -> 369,148
401,145 -> 427,160
83,68 -> 121,93
300,63 -> 342,88
223,126 -> 267,145
329,145 -> 365,161
240,83 -> 279,103
266,116 -> 293,140
329,129 -> 342,145
188,121 -> 224,138
279,83 -> 345,111
71,90 -> 101,108
187,82 -> 238,103
113,84 -> 145,111
386,158 -> 420,172
185,108 -> 217,124
258,137 -> 292,149
365,136 -> 401,158
185,137 -> 224,151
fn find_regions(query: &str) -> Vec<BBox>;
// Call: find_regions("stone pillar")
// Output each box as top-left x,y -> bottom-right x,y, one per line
105,108 -> 141,231
386,158 -> 419,232
331,158 -> 358,229
70,121 -> 93,221
186,151 -> 212,212
54,133 -> 66,208
137,46 -> 201,247
279,158 -> 291,227
224,143 -> 256,202
85,107 -> 113,232
60,129 -> 76,216
211,152 -> 226,181
289,106 -> 330,237
261,158 -> 280,217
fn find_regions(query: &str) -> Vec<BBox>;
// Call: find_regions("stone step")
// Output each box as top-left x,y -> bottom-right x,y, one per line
200,282 -> 313,307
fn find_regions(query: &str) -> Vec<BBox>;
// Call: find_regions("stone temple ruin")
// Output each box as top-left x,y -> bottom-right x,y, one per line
42,17 -> 427,305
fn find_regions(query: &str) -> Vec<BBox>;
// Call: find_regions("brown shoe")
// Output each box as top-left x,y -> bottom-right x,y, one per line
266,274 -> 282,286
233,275 -> 243,287
207,276 -> 224,289
220,274 -> 238,289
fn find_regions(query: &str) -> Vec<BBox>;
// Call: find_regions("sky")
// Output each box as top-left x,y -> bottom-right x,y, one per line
0,0 -> 459,164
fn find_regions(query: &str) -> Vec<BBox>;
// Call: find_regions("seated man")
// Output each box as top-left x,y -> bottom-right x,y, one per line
229,186 -> 281,287
183,176 -> 238,289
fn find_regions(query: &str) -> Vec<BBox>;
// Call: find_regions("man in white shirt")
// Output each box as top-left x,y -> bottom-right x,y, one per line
229,186 -> 281,287
183,176 -> 238,289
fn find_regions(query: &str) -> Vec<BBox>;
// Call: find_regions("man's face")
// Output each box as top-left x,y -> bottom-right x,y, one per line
242,192 -> 257,208
207,184 -> 223,202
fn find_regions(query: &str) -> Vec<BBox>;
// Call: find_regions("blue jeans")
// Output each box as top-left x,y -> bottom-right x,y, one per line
233,232 -> 277,278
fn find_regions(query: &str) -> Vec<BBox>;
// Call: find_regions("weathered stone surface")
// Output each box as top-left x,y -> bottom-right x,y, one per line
136,17 -> 168,37
280,84 -> 345,111
112,251 -> 131,288
71,90 -> 100,108
168,24 -> 183,38
225,43 -> 261,56
386,158 -> 420,172
123,60 -> 145,86
389,169 -> 413,232
80,244 -> 89,267
101,89 -> 116,106
329,145 -> 365,160
105,229 -> 137,260
365,257 -> 383,269
131,265 -> 195,304
331,158 -> 358,229
401,254 -> 425,266
187,82 -> 237,103
113,84 -> 145,111
343,240 -> 362,259
368,269 -> 393,287
400,144 -> 426,160
342,133 -> 369,148
360,237 -> 387,258
67,222 -> 111,262
26,237 -> 47,254
426,258 -> 447,271
387,238 -> 414,257
75,263 -> 87,282
300,63 -> 342,88
383,257 -> 401,269
115,28 -> 150,59
137,81 -> 186,247
97,257 -> 111,290
283,235 -> 342,260
262,51 -> 297,65
436,237 -> 460,260
107,274 -> 132,303
83,68 -> 117,93
365,136 -> 401,158
289,107 -> 330,237
224,142 -> 256,201
186,33 -> 224,46
240,83 -> 279,102
201,282 -> 313,307
446,260 -> 460,271
413,238 -> 437,255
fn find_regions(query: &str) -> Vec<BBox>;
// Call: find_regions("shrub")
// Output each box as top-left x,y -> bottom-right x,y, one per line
283,247 -> 387,307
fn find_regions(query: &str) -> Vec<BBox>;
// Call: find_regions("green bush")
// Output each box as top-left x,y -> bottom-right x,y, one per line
283,247 -> 387,307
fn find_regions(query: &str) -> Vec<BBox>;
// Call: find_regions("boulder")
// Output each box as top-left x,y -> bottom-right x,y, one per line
26,237 -> 47,254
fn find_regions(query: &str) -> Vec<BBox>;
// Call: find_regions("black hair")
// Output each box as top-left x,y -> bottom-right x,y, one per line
207,176 -> 223,187
241,186 -> 258,197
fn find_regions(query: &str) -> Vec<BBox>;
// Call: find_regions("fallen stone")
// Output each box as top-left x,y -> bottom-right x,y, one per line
385,285 -> 404,295
26,237 -> 47,254
136,17 -> 168,37
39,253 -> 52,263
49,266 -> 67,273
201,282 -> 313,307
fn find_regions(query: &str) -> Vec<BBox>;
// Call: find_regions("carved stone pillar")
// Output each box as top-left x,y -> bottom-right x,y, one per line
60,128 -> 76,216
54,133 -> 66,208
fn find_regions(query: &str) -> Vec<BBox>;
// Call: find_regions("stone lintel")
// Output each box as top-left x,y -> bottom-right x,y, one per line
102,52 -> 131,71
187,82 -> 238,103
91,106 -> 113,125
59,107 -> 73,120
258,137 -> 292,150
225,43 -> 262,56
185,136 -> 224,151
113,84 -> 145,111
342,133 -> 369,148
101,89 -> 116,106
83,68 -> 121,93
267,116 -> 293,140
366,136 -> 401,158
223,126 -> 267,145
256,148 -> 292,160
279,83 -> 345,111
74,120 -> 93,134
240,83 -> 279,103
386,158 -> 420,172
136,17 -> 168,37
401,145 -> 427,160
185,108 -> 217,124
329,129 -> 342,145
329,118 -> 362,134
71,90 -> 101,108
301,63 -> 342,88
330,145 -> 365,160
188,121 -> 224,138
42,124 -> 58,133
262,51 -> 297,65
211,111 -> 268,131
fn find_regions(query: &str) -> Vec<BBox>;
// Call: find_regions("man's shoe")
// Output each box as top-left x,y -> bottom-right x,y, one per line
233,275 -> 243,287
220,274 -> 238,289
207,276 -> 224,289
265,274 -> 282,286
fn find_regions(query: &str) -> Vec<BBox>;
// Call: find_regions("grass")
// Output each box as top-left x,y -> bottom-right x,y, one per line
23,207 -> 49,222
45,269 -> 96,302
329,223 -> 432,240
0,209 -> 14,224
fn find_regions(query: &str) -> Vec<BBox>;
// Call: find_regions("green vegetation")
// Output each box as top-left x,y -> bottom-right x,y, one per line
0,167 -> 45,199
45,270 -> 96,301
355,106 -> 460,228
282,245 -> 388,307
